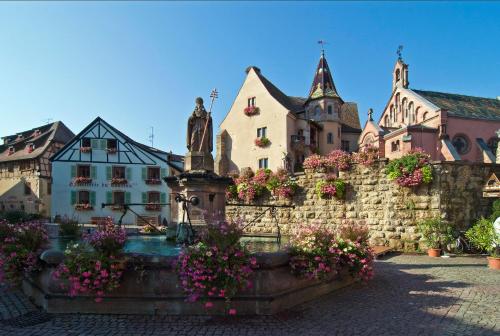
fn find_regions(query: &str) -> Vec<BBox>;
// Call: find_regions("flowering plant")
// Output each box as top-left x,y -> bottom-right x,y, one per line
84,217 -> 127,256
303,154 -> 325,171
145,203 -> 161,211
352,145 -> 379,166
0,220 -> 48,286
176,219 -> 257,315
53,243 -> 123,302
254,137 -> 271,148
386,148 -> 433,187
323,150 -> 351,171
265,169 -> 298,199
145,178 -> 162,185
315,175 -> 346,199
110,177 -> 127,185
244,106 -> 259,116
233,169 -> 266,202
73,176 -> 92,184
75,203 -> 93,211
332,239 -> 374,282
80,147 -> 92,153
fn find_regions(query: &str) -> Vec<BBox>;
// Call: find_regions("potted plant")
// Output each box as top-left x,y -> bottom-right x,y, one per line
466,218 -> 499,270
418,218 -> 453,257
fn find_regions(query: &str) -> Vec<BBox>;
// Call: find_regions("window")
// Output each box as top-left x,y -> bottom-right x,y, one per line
423,112 -> 428,121
77,165 -> 91,178
7,163 -> 14,173
112,166 -> 126,178
452,134 -> 470,155
47,182 -> 51,195
327,133 -> 334,144
258,158 -> 268,169
24,182 -> 31,195
396,69 -> 401,82
81,138 -> 91,147
20,160 -> 31,171
257,127 -> 267,138
327,105 -> 333,115
341,140 -> 350,152
8,146 -> 14,155
113,191 -> 125,205
488,137 -> 499,155
78,190 -> 90,204
391,140 -> 400,152
107,139 -> 117,150
315,106 -> 321,117
384,116 -> 389,127
147,167 -> 160,180
247,97 -> 256,107
148,191 -> 160,203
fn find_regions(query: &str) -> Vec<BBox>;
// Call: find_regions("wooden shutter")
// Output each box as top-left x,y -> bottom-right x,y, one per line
160,192 -> 167,204
125,192 -> 131,204
90,191 -> 96,206
160,168 -> 167,179
90,166 -> 97,179
142,167 -> 147,180
70,190 -> 77,205
126,167 -> 132,179
106,191 -> 113,204
70,165 -> 77,178
142,192 -> 148,203
106,166 -> 112,180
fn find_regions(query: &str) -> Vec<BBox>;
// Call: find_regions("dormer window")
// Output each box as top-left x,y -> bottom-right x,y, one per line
34,129 -> 41,137
27,143 -> 35,153
8,146 -> 14,155
16,134 -> 23,140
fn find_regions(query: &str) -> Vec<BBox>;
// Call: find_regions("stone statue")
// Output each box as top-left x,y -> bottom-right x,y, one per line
187,97 -> 213,153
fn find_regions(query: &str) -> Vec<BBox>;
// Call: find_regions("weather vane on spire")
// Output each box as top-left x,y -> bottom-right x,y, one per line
397,45 -> 404,61
318,40 -> 327,55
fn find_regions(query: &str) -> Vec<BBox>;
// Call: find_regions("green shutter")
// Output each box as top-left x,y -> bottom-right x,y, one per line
142,167 -> 147,180
160,192 -> 167,204
91,139 -> 99,149
90,191 -> 96,206
160,168 -> 167,179
125,192 -> 131,204
70,191 -> 77,205
100,139 -> 107,150
106,191 -> 113,204
70,165 -> 77,178
106,166 -> 112,180
90,166 -> 97,179
126,167 -> 132,179
142,192 -> 148,203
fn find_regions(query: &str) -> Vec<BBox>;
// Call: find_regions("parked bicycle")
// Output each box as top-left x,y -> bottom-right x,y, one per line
451,230 -> 482,254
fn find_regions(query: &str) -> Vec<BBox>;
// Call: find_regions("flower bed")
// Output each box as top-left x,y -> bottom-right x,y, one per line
315,175 -> 346,199
254,137 -> 271,148
303,150 -> 351,172
80,147 -> 92,153
53,218 -> 126,302
73,177 -> 92,184
386,148 -> 433,187
0,220 -> 48,286
288,223 -> 374,282
244,106 -> 259,116
176,219 -> 257,315
352,144 -> 379,166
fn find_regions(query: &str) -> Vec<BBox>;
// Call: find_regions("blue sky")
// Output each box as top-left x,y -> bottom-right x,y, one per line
0,1 -> 499,155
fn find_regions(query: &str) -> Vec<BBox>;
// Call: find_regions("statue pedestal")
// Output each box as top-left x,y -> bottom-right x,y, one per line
184,151 -> 214,172
164,171 -> 231,227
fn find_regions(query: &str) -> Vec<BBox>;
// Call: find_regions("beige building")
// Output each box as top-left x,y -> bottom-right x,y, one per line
216,52 -> 361,174
0,121 -> 74,216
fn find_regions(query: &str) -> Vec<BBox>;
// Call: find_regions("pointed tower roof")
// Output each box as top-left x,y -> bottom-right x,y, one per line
308,51 -> 341,101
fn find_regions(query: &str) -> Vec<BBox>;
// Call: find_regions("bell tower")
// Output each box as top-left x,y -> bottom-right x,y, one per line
393,45 -> 409,90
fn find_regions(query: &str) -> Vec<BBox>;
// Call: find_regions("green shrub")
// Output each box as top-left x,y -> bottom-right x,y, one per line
489,199 -> 500,222
465,217 -> 499,257
418,217 -> 453,249
59,220 -> 81,237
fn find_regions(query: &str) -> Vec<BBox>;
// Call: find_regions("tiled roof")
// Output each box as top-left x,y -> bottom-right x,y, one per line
340,102 -> 361,130
413,90 -> 500,121
0,121 -> 74,163
308,52 -> 341,101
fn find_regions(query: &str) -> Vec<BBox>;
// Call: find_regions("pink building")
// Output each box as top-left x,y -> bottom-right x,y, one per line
359,57 -> 500,162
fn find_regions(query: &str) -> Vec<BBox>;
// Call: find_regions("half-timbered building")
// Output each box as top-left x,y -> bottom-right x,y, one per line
50,117 -> 183,226
0,121 -> 74,216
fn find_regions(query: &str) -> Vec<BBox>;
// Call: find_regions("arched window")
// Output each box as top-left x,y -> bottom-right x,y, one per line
327,132 -> 333,144
384,115 -> 389,127
396,69 -> 401,82
452,134 -> 470,155
408,102 -> 415,124
415,107 -> 420,123
390,105 -> 394,123
402,98 -> 407,122
423,112 -> 428,121
327,105 -> 333,115
315,106 -> 321,117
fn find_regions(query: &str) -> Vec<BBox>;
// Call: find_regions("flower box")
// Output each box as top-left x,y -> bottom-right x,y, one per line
254,137 -> 271,148
111,205 -> 125,211
244,106 -> 259,116
145,179 -> 162,185
106,148 -> 117,154
145,204 -> 161,211
73,177 -> 92,184
74,203 -> 93,211
80,147 -> 92,153
110,178 -> 128,185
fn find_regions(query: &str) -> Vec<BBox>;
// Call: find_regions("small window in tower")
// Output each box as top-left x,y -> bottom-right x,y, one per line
248,97 -> 256,107
327,133 -> 333,144
327,105 -> 333,115
258,158 -> 268,169
396,69 -> 401,82
315,106 -> 321,117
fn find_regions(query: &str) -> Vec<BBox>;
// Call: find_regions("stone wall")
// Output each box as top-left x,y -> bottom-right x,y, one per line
226,161 -> 499,250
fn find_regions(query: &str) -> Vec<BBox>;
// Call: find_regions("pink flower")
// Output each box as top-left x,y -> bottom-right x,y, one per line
205,302 -> 213,308
228,308 -> 237,315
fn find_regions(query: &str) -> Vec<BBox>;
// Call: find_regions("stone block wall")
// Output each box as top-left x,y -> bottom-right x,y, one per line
226,161 -> 499,250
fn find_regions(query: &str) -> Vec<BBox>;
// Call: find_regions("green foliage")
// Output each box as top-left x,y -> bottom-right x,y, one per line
385,149 -> 433,187
0,211 -> 43,224
465,217 -> 499,256
59,220 -> 81,237
489,199 -> 500,222
418,217 -> 453,249
421,165 -> 433,183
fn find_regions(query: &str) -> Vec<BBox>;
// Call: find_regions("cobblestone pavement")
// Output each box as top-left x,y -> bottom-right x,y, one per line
1,254 -> 499,336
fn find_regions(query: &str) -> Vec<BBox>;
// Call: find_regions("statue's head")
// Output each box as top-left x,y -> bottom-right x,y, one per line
193,97 -> 207,118
195,97 -> 204,106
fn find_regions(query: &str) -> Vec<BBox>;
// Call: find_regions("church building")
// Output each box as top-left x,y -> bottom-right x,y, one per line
359,55 -> 500,162
216,51 -> 361,174
50,117 -> 183,226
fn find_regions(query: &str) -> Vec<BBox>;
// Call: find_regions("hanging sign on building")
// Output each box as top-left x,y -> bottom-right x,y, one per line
483,172 -> 500,198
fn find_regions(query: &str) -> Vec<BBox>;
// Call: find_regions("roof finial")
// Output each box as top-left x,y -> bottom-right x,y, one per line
397,45 -> 404,61
318,40 -> 327,56
368,108 -> 374,121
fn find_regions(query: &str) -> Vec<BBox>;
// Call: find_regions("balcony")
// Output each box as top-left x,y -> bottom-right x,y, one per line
290,135 -> 306,151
